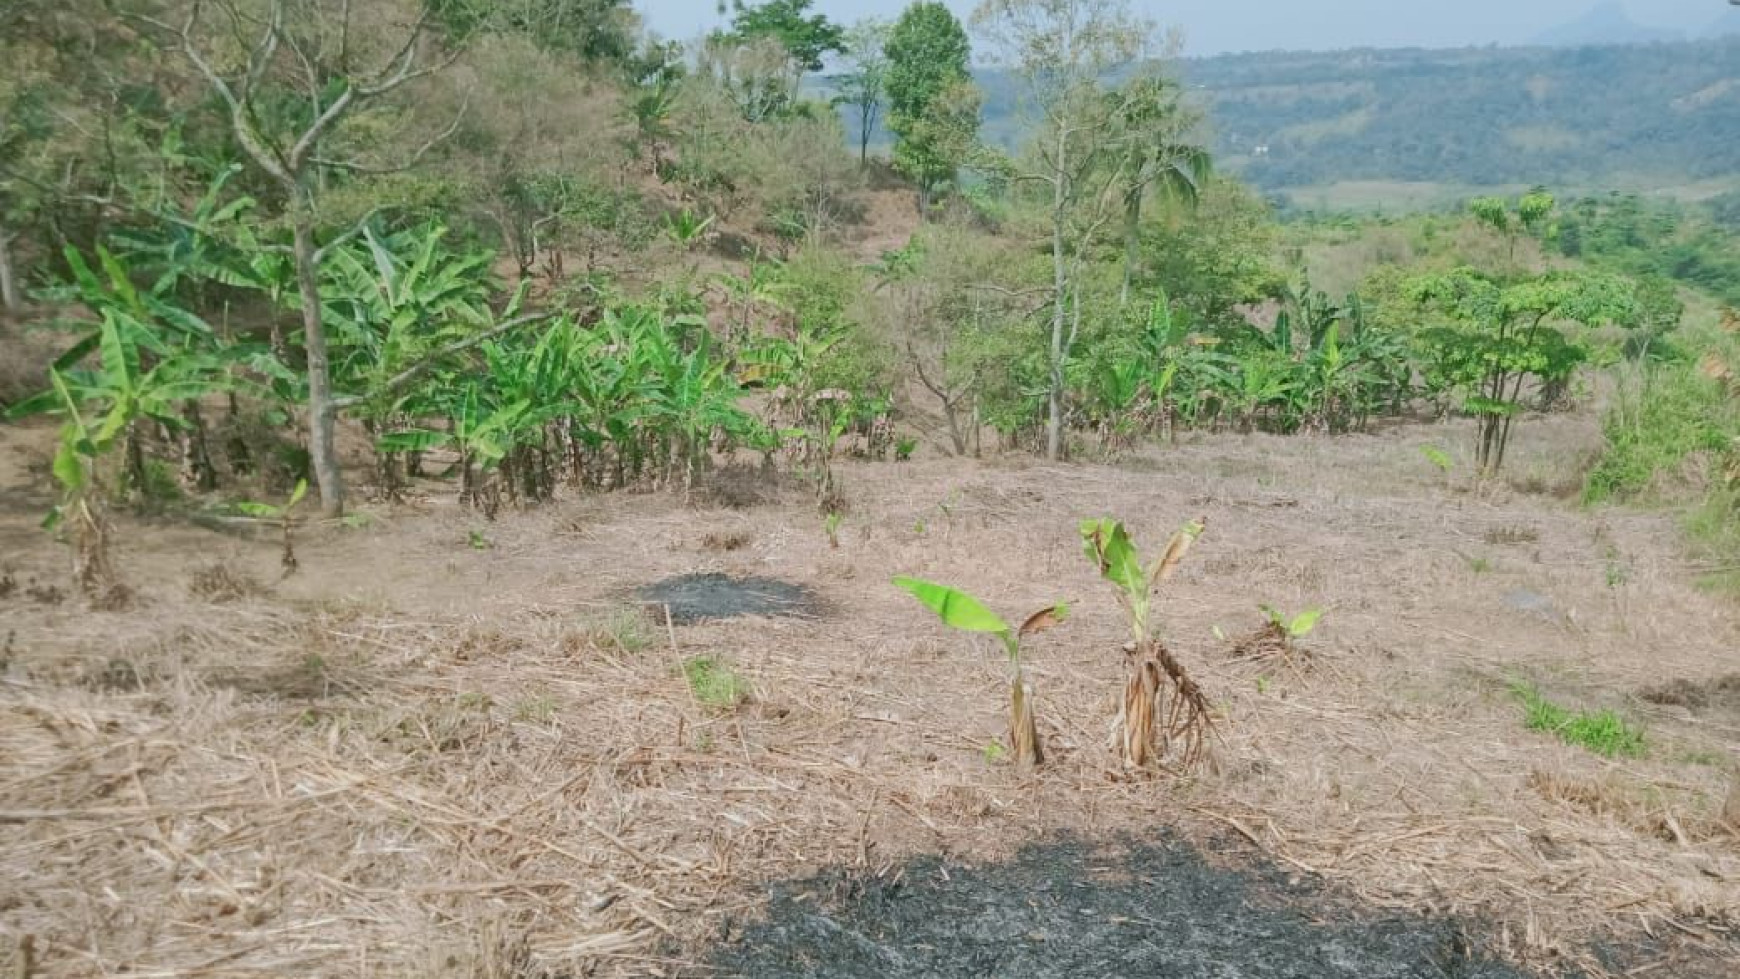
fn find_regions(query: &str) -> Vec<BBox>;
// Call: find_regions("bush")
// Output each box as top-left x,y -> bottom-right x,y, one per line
1585,365 -> 1737,504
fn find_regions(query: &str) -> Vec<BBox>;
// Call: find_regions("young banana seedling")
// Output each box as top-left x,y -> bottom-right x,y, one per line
893,577 -> 1067,767
235,479 -> 310,577
1080,517 -> 1212,770
1233,605 -> 1324,667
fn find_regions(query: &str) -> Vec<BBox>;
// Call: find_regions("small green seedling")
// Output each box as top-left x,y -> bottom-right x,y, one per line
1234,604 -> 1324,667
824,511 -> 843,549
235,479 -> 310,576
1259,605 -> 1323,639
1420,444 -> 1453,474
895,437 -> 918,462
468,529 -> 492,550
1080,517 -> 1213,769
893,576 -> 1067,767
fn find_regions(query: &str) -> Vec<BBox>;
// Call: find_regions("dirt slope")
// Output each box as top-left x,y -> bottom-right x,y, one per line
1,414 -> 1737,978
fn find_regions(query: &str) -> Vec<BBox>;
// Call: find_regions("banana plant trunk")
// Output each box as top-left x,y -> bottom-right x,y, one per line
0,221 -> 19,316
1119,643 -> 1162,768
291,197 -> 345,518
1010,673 -> 1043,767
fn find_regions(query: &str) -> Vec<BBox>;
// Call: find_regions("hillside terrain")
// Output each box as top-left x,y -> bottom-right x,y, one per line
966,36 -> 1740,206
4,1 -> 1740,977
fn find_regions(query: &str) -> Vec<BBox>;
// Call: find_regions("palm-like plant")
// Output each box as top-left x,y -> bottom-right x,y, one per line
1111,77 -> 1212,304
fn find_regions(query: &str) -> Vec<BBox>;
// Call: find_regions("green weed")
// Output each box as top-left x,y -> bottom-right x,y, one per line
513,695 -> 558,724
582,609 -> 650,654
1510,681 -> 1646,759
683,656 -> 749,708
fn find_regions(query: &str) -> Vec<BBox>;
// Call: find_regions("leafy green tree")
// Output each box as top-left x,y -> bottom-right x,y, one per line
724,0 -> 847,74
127,0 -> 464,517
834,19 -> 891,165
1410,267 -> 1638,473
885,2 -> 976,212
1469,188 -> 1555,268
1139,177 -> 1284,327
892,80 -> 984,214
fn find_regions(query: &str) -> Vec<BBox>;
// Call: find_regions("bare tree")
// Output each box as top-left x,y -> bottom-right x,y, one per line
973,0 -> 1177,461
130,0 -> 461,516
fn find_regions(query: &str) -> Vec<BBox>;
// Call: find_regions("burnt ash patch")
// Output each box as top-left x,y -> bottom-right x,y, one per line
639,573 -> 817,625
714,834 -> 1544,979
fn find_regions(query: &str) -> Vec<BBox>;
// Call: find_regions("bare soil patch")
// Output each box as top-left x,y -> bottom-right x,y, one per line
2,415 -> 1737,978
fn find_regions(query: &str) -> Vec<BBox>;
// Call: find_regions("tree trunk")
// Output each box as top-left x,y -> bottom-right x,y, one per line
1120,187 -> 1142,307
1046,139 -> 1069,462
0,222 -> 20,316
942,396 -> 967,456
858,106 -> 872,166
291,199 -> 345,517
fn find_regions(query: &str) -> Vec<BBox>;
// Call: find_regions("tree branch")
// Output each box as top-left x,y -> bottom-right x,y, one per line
311,89 -> 470,176
311,208 -> 385,265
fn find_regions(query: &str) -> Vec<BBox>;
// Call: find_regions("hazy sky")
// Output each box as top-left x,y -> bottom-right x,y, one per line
633,0 -> 1725,56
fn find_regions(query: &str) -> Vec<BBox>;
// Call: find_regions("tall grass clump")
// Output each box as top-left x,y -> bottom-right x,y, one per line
1584,365 -> 1736,505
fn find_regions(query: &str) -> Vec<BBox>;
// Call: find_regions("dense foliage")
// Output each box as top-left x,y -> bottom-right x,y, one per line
0,0 -> 1724,598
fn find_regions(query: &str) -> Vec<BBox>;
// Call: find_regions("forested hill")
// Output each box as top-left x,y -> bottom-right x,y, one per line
975,37 -> 1740,197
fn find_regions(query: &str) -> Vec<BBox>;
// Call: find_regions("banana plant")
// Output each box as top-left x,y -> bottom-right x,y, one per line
1259,605 -> 1323,640
233,479 -> 310,575
320,224 -> 508,491
893,576 -> 1068,767
9,249 -> 256,499
38,370 -> 120,599
1080,517 -> 1213,769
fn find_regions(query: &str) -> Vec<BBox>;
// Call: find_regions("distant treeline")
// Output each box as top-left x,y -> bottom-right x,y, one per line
964,38 -> 1740,192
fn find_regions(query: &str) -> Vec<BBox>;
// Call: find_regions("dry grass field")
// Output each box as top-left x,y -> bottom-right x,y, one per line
2,413 -> 1737,977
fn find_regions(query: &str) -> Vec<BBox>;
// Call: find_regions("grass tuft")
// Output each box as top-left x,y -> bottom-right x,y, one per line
683,656 -> 749,708
1510,681 -> 1646,759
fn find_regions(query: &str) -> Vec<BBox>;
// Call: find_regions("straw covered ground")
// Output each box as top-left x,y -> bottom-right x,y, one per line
2,413 -> 1738,977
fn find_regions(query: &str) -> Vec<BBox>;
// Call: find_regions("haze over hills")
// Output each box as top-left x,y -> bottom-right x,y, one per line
1532,2 -> 1687,46
950,34 -> 1740,208
1704,7 -> 1740,38
647,1 -> 1725,58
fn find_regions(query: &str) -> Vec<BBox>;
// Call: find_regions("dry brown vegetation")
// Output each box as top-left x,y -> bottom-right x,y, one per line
2,414 -> 1739,978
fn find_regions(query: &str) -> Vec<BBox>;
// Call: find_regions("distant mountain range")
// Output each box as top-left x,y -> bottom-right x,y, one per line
1532,2 -> 1683,46
953,35 -> 1740,199
821,28 -> 1740,202
1532,2 -> 1740,47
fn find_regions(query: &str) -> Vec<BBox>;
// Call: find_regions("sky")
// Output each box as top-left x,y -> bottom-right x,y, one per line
631,0 -> 1725,57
